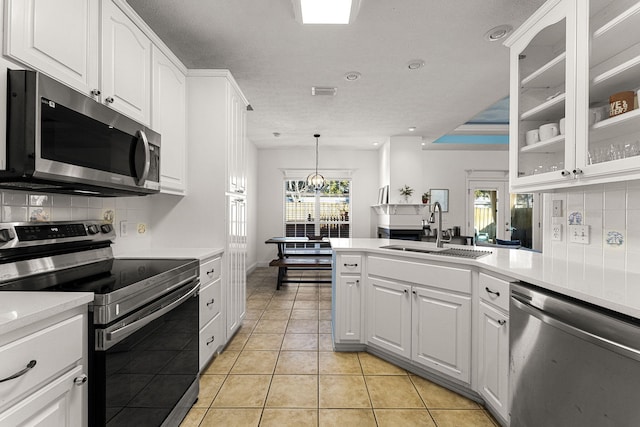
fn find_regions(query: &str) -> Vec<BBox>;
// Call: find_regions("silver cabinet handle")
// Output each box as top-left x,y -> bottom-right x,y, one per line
344,263 -> 358,267
206,298 -> 215,306
485,287 -> 500,297
206,336 -> 216,345
74,374 -> 88,386
403,289 -> 408,294
573,168 -> 583,176
105,96 -> 114,104
497,319 -> 507,326
91,89 -> 101,96
412,290 -> 416,295
0,360 -> 36,383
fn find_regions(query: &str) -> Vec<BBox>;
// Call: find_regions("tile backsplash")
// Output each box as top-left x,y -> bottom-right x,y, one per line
1,189 -> 153,252
544,180 -> 640,277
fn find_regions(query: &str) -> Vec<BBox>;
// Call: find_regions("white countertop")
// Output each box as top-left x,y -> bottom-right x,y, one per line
0,292 -> 93,336
330,238 -> 640,320
118,247 -> 224,260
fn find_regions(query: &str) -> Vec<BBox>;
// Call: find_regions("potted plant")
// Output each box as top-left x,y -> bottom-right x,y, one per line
421,192 -> 430,204
399,185 -> 413,203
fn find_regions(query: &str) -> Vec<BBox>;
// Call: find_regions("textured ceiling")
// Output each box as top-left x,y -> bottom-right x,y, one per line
127,0 -> 545,150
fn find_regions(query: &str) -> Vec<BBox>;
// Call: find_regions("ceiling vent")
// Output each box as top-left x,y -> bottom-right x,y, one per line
311,87 -> 337,96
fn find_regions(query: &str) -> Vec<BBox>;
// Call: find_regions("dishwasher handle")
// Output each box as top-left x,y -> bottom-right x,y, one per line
511,287 -> 640,362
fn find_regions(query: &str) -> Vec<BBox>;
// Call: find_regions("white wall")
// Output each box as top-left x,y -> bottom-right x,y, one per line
256,148 -> 379,266
421,150 -> 509,231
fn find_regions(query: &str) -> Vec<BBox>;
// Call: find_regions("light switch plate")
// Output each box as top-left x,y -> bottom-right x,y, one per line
569,225 -> 589,244
120,220 -> 128,237
552,200 -> 563,217
552,224 -> 562,241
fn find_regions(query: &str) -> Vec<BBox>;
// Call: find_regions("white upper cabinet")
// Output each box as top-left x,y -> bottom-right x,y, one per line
4,0 -> 100,96
152,46 -> 187,194
507,0 -> 640,192
101,0 -> 152,126
227,85 -> 248,194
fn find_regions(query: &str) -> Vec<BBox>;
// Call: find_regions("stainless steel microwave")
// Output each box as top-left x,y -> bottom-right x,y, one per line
1,69 -> 161,196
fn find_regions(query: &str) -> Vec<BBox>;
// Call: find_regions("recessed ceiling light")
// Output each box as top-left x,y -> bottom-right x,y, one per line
421,142 -> 425,146
483,25 -> 513,42
372,142 -> 379,146
407,60 -> 425,70
408,127 -> 416,132
344,71 -> 361,81
273,132 -> 281,137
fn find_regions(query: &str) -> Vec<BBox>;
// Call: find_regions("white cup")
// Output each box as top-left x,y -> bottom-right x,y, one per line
525,129 -> 540,145
589,107 -> 605,125
559,118 -> 566,135
539,123 -> 559,140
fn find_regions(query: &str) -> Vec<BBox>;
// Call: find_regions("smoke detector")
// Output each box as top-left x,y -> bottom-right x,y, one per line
311,87 -> 337,96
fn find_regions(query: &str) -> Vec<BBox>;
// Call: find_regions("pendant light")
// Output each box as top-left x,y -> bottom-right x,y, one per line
307,134 -> 325,192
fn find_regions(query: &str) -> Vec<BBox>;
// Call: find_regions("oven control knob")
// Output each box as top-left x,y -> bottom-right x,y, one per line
101,224 -> 113,234
87,225 -> 99,235
0,228 -> 15,242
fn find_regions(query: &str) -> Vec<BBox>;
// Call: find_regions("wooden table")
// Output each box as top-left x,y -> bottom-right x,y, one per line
265,237 -> 332,289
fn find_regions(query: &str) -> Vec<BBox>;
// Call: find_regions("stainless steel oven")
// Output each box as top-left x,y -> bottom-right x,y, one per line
2,70 -> 160,197
0,221 -> 199,426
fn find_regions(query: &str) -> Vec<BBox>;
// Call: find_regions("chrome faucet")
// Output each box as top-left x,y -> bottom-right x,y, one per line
428,201 -> 448,248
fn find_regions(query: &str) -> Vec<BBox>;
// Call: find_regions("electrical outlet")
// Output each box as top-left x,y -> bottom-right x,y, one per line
552,224 -> 562,241
120,221 -> 128,237
552,200 -> 563,217
569,225 -> 590,244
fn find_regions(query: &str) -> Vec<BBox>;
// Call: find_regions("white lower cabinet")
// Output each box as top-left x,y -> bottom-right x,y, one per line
198,255 -> 223,371
0,307 -> 88,426
336,275 -> 362,342
477,272 -> 511,423
366,277 -> 411,358
412,286 -> 471,383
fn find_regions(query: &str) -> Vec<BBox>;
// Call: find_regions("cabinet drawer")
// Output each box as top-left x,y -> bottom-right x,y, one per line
479,273 -> 510,312
200,256 -> 221,286
338,254 -> 362,274
0,315 -> 83,409
199,313 -> 222,371
199,278 -> 222,328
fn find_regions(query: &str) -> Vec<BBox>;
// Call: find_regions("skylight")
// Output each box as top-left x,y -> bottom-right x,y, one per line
300,0 -> 354,24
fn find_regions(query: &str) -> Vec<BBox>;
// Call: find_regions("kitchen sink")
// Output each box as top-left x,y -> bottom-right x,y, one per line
380,245 -> 492,259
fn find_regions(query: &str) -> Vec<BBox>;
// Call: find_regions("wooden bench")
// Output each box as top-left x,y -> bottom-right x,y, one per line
269,256 -> 333,290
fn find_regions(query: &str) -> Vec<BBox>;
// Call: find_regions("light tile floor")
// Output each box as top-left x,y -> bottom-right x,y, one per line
181,268 -> 500,427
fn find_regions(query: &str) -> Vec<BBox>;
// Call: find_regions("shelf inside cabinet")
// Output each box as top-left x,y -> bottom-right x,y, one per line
521,52 -> 566,89
521,134 -> 565,153
591,3 -> 640,67
591,55 -> 640,102
520,93 -> 566,121
590,108 -> 640,143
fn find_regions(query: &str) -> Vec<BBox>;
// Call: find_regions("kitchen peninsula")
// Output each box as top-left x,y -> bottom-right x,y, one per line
330,238 -> 640,426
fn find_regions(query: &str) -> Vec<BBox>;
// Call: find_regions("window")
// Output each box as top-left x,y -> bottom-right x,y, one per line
284,179 -> 351,240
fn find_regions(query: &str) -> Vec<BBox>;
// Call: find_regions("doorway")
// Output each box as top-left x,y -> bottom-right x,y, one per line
466,174 -> 541,250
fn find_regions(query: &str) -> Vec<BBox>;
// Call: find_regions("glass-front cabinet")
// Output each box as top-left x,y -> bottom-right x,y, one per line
506,0 -> 640,192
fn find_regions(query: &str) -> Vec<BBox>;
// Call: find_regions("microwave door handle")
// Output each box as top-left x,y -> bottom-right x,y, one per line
134,130 -> 151,186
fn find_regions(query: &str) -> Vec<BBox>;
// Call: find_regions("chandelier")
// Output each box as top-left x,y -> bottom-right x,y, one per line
306,134 -> 325,192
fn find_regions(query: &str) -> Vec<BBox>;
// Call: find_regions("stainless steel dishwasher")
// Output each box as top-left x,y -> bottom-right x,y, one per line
510,282 -> 640,427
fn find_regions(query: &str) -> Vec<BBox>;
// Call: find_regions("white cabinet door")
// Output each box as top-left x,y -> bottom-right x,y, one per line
336,275 -> 362,342
226,195 -> 247,338
101,0 -> 152,125
151,46 -> 187,194
227,87 -> 247,194
4,0 -> 99,97
478,301 -> 509,421
0,365 -> 85,427
367,277 -> 411,358
412,286 -> 471,383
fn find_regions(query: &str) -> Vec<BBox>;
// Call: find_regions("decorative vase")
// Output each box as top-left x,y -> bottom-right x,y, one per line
402,195 -> 410,203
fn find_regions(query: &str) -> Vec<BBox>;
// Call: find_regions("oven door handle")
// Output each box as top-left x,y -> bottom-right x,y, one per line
105,281 -> 199,346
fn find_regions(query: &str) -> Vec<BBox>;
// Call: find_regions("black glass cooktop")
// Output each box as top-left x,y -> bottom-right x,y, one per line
1,258 -> 196,294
